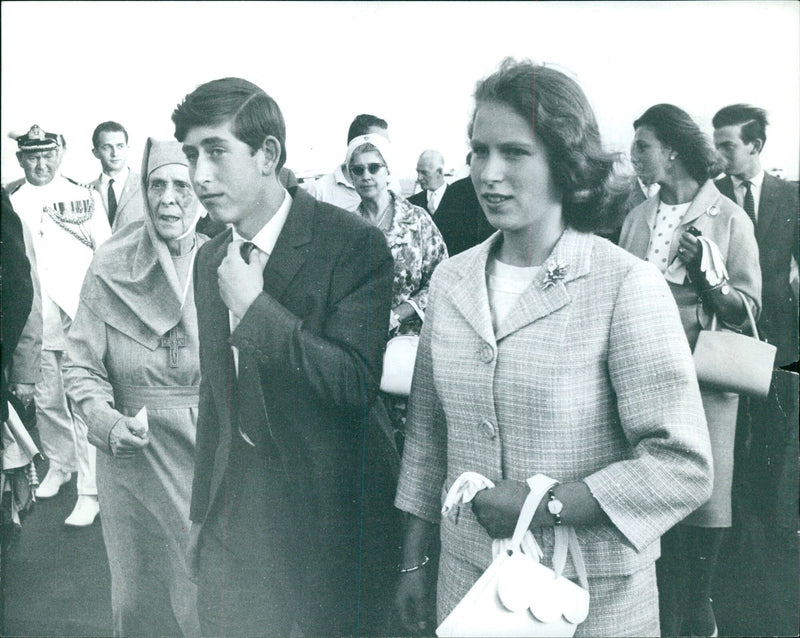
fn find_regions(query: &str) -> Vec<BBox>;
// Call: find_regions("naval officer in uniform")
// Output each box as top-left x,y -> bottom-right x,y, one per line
9,125 -> 111,526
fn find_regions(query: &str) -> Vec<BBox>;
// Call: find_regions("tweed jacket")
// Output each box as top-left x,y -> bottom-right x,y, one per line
191,187 -> 394,630
395,229 -> 713,586
91,169 -> 145,233
716,173 -> 798,366
620,179 -> 762,349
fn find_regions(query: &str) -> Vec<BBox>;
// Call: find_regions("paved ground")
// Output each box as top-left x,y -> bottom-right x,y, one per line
1,456 -> 797,637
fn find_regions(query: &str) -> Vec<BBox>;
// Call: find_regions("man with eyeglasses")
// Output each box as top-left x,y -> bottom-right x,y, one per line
8,124 -> 110,527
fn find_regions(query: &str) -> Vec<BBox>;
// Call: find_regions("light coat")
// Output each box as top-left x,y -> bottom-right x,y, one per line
619,179 -> 762,527
395,228 -> 713,635
91,169 -> 145,233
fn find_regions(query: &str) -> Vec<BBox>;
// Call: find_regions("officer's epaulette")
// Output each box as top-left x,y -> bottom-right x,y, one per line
63,175 -> 93,189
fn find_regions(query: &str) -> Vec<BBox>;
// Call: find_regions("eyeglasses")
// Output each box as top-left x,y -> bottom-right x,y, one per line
350,163 -> 385,177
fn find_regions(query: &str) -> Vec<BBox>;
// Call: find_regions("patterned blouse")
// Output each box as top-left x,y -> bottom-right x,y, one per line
360,193 -> 448,337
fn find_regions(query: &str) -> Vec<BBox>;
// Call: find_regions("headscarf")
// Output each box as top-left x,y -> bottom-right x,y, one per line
78,139 -> 205,348
345,134 -> 395,188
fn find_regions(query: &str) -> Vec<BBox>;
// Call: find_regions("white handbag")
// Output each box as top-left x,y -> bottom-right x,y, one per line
380,307 -> 425,396
437,474 -> 590,637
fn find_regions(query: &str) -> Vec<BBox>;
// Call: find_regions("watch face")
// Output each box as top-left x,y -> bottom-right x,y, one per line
548,499 -> 563,515
721,284 -> 731,295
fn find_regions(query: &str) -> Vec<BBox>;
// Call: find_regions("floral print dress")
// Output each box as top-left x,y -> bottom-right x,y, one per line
359,192 -> 448,441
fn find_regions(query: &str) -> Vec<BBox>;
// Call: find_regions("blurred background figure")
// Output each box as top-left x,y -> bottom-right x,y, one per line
621,103 -> 761,638
409,149 -> 447,214
346,133 -> 447,448
89,121 -> 145,233
8,124 -> 111,528
64,139 -> 205,637
304,113 -> 390,211
1,187 -> 41,550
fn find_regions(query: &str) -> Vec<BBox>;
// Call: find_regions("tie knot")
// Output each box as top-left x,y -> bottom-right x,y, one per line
109,178 -> 115,186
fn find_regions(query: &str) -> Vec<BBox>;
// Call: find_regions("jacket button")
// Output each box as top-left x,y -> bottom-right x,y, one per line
479,419 -> 496,439
480,344 -> 494,363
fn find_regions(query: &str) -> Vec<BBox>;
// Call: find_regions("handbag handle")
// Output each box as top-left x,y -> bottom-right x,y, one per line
512,475 -> 590,590
704,289 -> 759,340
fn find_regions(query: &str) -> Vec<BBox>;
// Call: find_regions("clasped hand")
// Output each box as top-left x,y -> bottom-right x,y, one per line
108,416 -> 149,458
471,479 -> 530,538
675,231 -> 701,267
218,240 -> 269,319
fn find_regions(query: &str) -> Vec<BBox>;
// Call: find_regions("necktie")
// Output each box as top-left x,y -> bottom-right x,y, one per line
742,180 -> 756,226
427,191 -> 436,215
107,179 -> 118,226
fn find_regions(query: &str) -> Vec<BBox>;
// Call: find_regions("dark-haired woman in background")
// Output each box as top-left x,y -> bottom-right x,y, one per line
620,104 -> 761,637
394,60 -> 713,637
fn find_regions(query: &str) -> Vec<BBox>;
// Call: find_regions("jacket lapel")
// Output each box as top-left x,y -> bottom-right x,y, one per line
262,188 -> 314,301
204,231 -> 235,520
116,170 -> 139,213
678,180 -> 723,235
755,172 -> 779,245
495,229 -> 591,340
446,236 -> 498,346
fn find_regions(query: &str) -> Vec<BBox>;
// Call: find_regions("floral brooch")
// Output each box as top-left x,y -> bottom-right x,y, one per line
541,260 -> 569,289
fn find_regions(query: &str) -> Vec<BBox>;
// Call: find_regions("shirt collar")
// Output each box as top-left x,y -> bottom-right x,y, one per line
231,188 -> 292,256
430,182 -> 447,201
334,164 -> 355,189
731,169 -> 764,191
99,166 -> 129,187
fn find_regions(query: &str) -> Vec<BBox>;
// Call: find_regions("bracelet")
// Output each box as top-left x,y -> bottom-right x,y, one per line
399,554 -> 430,573
547,488 -> 564,526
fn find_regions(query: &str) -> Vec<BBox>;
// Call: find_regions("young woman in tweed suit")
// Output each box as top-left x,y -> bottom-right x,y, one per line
394,59 -> 714,637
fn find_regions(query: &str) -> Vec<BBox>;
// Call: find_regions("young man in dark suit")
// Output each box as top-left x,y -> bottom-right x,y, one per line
173,78 -> 394,637
712,105 -> 799,631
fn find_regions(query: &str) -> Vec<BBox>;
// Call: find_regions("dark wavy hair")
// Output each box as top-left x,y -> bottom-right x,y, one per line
347,114 -> 388,144
634,104 -> 717,183
712,104 -> 769,150
172,77 -> 286,171
92,121 -> 128,149
469,58 -> 620,232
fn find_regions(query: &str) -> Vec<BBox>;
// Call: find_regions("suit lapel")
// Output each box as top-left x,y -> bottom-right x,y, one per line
716,176 -> 735,202
446,238 -> 497,346
262,189 -> 314,301
755,172 -> 780,245
495,229 -> 591,340
204,232 -> 235,520
116,170 -> 138,213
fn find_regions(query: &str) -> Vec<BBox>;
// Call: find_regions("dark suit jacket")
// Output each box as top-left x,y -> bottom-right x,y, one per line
1,188 -> 34,421
408,188 -> 429,211
716,173 -> 799,366
191,187 -> 394,633
419,177 -> 494,255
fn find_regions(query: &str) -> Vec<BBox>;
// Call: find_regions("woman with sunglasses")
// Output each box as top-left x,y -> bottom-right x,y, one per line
346,134 -> 448,447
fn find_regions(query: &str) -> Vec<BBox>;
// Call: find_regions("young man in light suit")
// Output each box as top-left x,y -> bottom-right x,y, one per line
173,78 -> 395,637
90,121 -> 145,232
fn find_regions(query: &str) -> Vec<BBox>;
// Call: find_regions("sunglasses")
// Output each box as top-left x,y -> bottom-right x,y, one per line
350,163 -> 385,177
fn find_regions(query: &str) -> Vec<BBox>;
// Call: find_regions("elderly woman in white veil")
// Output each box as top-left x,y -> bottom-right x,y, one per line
64,139 -> 206,637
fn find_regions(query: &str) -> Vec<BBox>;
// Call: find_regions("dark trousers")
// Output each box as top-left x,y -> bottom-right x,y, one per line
196,439 -> 300,638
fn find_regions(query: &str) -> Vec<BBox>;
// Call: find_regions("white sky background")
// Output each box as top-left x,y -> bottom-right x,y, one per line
2,1 -> 798,185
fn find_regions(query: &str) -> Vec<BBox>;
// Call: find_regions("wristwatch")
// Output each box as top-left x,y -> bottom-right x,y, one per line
547,489 -> 564,526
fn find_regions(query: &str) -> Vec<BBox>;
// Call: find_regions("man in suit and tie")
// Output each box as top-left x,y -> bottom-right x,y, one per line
410,150 -> 494,255
712,104 -> 799,543
173,78 -> 394,637
90,121 -> 144,232
409,149 -> 448,214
